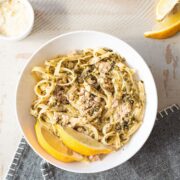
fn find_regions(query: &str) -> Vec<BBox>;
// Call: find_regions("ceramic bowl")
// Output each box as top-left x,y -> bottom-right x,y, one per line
16,31 -> 158,173
0,0 -> 34,41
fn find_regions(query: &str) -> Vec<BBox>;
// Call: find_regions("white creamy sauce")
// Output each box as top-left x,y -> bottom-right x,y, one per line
0,0 -> 30,37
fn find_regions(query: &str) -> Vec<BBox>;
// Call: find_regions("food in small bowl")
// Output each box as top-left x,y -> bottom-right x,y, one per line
30,48 -> 145,162
16,31 -> 157,173
0,0 -> 34,41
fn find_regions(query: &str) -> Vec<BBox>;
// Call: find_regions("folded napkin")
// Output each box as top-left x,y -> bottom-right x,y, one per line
5,104 -> 180,180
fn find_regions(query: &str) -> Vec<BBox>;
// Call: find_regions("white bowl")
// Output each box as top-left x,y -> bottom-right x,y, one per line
0,0 -> 34,41
16,31 -> 158,173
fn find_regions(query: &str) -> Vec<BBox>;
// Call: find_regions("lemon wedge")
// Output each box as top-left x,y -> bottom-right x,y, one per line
156,0 -> 179,21
56,125 -> 112,156
144,6 -> 180,39
35,121 -> 83,162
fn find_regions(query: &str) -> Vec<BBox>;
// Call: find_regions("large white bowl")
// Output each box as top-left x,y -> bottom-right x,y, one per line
16,31 -> 158,173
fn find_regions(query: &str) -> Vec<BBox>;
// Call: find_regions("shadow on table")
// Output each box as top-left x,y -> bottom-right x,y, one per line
31,1 -> 68,34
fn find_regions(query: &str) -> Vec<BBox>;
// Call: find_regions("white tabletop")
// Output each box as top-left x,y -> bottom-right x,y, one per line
0,0 -> 180,178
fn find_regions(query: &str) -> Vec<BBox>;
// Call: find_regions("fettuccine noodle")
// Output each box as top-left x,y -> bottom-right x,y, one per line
31,48 -> 145,150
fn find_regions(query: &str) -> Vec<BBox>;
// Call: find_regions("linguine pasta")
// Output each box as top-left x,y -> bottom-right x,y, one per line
31,48 -> 145,151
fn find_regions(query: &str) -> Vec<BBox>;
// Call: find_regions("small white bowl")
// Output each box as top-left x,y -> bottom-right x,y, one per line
16,31 -> 158,173
0,0 -> 34,41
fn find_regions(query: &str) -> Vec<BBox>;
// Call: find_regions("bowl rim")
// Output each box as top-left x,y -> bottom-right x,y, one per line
16,30 -> 158,173
0,0 -> 34,41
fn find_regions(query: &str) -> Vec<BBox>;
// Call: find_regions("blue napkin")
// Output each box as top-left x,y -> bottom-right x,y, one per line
6,104 -> 180,180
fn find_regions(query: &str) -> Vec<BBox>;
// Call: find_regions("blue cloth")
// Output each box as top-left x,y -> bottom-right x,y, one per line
6,104 -> 180,180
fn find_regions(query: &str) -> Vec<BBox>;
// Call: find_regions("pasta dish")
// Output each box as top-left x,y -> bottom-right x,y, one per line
30,48 -> 145,158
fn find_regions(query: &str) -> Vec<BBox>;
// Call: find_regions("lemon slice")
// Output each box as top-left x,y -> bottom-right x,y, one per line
56,125 -> 112,156
156,0 -> 179,21
35,121 -> 83,162
144,6 -> 180,39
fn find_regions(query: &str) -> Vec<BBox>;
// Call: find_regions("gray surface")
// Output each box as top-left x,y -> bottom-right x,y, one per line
6,104 -> 180,180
